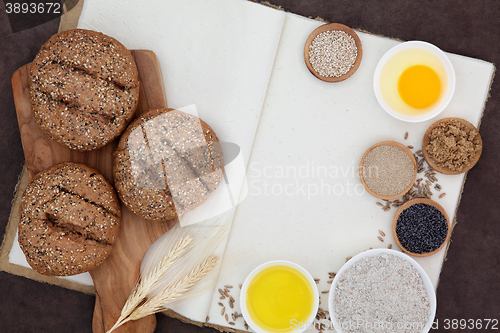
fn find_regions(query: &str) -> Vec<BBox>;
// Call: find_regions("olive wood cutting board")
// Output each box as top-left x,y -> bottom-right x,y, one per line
11,50 -> 176,333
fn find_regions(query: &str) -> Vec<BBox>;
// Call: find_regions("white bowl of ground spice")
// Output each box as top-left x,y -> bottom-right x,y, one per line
359,141 -> 417,200
304,23 -> 362,82
422,117 -> 483,175
328,249 -> 437,333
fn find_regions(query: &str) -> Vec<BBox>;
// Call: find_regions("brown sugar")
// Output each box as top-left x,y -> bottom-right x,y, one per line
425,119 -> 481,171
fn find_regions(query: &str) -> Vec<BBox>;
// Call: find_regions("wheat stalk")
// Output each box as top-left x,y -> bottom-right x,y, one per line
127,255 -> 219,320
106,235 -> 192,333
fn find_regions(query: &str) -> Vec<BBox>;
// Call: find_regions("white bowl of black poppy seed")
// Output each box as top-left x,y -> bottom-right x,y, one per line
328,249 -> 437,333
392,198 -> 450,257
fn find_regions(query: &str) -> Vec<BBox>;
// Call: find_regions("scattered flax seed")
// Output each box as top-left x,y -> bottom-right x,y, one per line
219,296 -> 225,300
206,316 -> 210,322
346,256 -> 352,262
407,145 -> 414,149
224,289 -> 229,297
229,300 -> 234,309
239,284 -> 242,289
232,313 -> 236,321
221,307 -> 225,315
439,193 -> 446,198
378,236 -> 384,242
225,314 -> 229,322
379,230 -> 386,237
218,288 -> 224,296
376,202 -> 384,207
244,322 -> 249,330
229,322 -> 235,326
224,285 -> 233,289
229,295 -> 235,303
314,278 -> 320,284
327,280 -> 333,284
404,132 -> 409,140
388,243 -> 392,249
308,30 -> 358,78
218,302 -> 224,307
322,290 -> 329,294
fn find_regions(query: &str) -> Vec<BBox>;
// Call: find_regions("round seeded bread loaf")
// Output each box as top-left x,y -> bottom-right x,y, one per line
113,108 -> 224,221
29,29 -> 140,151
18,162 -> 121,276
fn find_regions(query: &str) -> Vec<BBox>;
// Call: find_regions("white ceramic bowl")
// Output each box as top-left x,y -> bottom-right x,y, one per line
240,260 -> 319,333
328,249 -> 437,333
374,41 -> 455,122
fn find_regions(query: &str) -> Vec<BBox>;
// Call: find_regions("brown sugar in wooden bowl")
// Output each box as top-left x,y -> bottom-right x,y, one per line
304,23 -> 363,82
422,117 -> 483,175
392,198 -> 451,257
359,141 -> 417,200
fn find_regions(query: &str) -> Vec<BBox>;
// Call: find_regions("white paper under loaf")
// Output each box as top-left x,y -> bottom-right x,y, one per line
8,0 -> 286,322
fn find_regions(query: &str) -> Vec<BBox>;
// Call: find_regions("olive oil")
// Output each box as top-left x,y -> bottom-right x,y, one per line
246,265 -> 314,332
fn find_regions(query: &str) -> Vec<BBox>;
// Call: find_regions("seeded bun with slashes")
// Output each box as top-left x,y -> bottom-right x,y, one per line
29,29 -> 139,151
113,108 -> 224,221
18,162 -> 121,276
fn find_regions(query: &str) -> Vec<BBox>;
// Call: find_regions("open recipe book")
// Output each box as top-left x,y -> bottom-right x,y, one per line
5,0 -> 494,331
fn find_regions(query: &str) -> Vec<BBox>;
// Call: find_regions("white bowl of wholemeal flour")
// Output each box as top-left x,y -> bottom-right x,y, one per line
328,249 -> 436,333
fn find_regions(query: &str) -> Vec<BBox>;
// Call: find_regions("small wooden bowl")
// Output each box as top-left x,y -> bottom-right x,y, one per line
392,198 -> 451,257
304,23 -> 363,82
422,117 -> 483,175
359,141 -> 417,200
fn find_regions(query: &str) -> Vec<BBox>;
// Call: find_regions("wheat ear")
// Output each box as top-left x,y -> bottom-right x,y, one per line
106,235 -> 192,333
127,255 -> 219,320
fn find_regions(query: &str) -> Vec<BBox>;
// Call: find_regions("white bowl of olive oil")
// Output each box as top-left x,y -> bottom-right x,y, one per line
374,41 -> 455,122
240,260 -> 319,333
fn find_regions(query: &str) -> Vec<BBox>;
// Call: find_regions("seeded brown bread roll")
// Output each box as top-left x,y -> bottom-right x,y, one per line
29,29 -> 140,151
18,162 -> 121,276
113,108 -> 224,221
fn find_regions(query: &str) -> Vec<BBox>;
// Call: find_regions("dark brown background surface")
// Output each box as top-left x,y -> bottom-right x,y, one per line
0,0 -> 499,332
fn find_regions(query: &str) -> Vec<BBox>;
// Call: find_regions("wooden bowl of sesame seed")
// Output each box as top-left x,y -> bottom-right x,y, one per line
304,23 -> 363,82
392,198 -> 451,257
359,141 -> 417,200
422,117 -> 483,175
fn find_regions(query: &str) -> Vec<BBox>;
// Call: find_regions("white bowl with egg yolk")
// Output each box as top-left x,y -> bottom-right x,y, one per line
374,41 -> 455,122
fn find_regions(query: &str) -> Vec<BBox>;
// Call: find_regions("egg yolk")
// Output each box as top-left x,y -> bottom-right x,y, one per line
246,265 -> 314,332
398,65 -> 441,109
